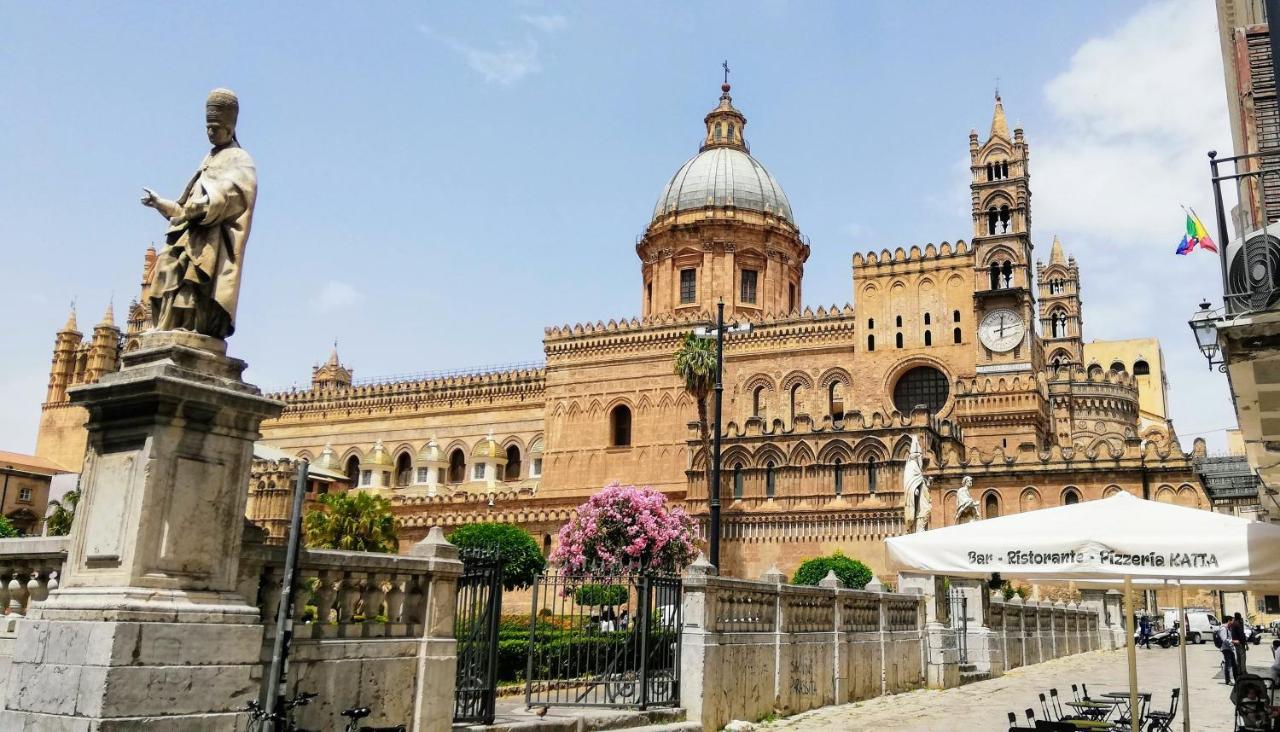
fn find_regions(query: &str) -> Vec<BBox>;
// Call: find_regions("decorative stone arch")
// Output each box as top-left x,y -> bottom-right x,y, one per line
634,392 -> 654,413
780,370 -> 815,393
1103,484 -> 1124,498
295,449 -> 315,462
340,446 -> 365,465
817,367 -> 852,394
817,439 -> 855,464
942,490 -> 958,526
860,282 -> 879,300
1019,487 -> 1042,513
1059,485 -> 1082,505
754,444 -> 786,469
1154,484 -> 1177,504
980,244 -> 1019,268
1176,483 -> 1200,508
722,445 -> 752,470
1048,348 -> 1073,367
891,435 -> 914,460
980,142 -> 1012,162
851,437 -> 888,462
982,490 -> 1001,518
788,442 -> 815,467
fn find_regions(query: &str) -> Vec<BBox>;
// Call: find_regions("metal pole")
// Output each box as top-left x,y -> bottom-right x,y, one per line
1124,576 -> 1139,732
264,459 -> 309,731
1209,152 -> 1233,308
709,301 -> 725,570
1176,581 -> 1190,732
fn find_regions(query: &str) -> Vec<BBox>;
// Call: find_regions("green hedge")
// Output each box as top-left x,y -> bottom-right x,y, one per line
792,551 -> 873,589
488,626 -> 679,682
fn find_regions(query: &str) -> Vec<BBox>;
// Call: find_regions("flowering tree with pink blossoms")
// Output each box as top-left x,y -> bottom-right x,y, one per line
551,483 -> 699,577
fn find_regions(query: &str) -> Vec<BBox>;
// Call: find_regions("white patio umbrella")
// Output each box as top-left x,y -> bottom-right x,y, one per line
885,491 -> 1280,732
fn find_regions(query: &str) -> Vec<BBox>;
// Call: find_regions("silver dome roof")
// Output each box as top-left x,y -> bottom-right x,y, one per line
652,147 -> 794,224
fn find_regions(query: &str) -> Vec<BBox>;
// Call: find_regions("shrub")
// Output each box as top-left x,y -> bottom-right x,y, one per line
303,491 -> 397,553
0,516 -> 18,539
573,583 -> 629,607
448,523 -> 547,590
551,483 -> 698,577
791,551 -> 873,590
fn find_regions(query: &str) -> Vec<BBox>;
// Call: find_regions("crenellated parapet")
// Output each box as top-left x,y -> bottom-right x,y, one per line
266,364 -> 546,420
851,240 -> 972,269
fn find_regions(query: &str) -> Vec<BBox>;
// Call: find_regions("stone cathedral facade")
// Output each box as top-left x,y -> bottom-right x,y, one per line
35,84 -> 1202,579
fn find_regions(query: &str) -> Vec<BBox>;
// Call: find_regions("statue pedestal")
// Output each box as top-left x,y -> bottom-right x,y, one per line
3,337 -> 282,729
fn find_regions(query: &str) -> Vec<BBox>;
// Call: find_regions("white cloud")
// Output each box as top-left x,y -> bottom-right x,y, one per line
311,280 -> 363,313
1031,0 -> 1237,447
521,14 -> 567,33
419,25 -> 544,86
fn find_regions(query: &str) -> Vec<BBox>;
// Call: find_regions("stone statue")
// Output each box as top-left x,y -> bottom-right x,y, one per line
902,434 -> 932,533
140,88 -> 257,339
955,475 -> 980,524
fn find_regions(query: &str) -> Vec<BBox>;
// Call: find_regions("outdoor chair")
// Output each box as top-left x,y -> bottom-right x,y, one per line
1143,688 -> 1178,732
1008,711 -> 1035,731
1070,684 -> 1081,702
1039,693 -> 1057,721
1049,688 -> 1067,719
1114,692 -> 1151,729
1033,721 -> 1077,732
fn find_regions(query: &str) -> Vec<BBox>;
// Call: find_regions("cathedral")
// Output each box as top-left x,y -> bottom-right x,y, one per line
34,83 -> 1203,579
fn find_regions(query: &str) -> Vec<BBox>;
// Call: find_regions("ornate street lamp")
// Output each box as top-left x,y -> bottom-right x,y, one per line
693,302 -> 751,570
1188,300 -> 1225,372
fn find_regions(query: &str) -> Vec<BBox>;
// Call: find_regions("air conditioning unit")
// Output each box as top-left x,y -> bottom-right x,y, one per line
1227,225 -> 1280,315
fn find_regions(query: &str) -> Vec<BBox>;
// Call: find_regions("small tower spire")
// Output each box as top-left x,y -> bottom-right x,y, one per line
62,301 -> 79,333
1050,235 -> 1065,265
100,299 -> 115,327
990,92 -> 1010,141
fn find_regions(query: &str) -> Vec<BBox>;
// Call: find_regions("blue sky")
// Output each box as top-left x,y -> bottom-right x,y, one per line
0,0 -> 1235,451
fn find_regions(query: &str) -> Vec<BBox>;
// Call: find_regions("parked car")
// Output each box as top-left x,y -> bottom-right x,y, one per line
1269,619 -> 1280,637
1161,608 -> 1221,644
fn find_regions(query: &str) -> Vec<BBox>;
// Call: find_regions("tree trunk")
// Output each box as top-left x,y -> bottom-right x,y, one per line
696,395 -> 713,502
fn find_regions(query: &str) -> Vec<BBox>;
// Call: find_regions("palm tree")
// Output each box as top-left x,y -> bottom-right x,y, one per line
674,331 -> 718,485
303,491 -> 398,553
45,488 -> 80,537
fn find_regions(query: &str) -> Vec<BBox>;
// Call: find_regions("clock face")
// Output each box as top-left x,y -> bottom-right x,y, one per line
978,308 -> 1025,352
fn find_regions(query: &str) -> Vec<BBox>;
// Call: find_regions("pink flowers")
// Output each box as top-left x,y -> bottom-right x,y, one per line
551,483 -> 699,577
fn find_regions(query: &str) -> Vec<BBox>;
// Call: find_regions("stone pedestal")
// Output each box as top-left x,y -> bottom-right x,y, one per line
3,334 -> 282,730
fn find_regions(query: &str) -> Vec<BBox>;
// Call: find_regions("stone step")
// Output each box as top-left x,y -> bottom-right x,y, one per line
457,706 -> 688,732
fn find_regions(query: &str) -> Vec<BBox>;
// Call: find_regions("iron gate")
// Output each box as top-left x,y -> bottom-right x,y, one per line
948,588 -> 969,664
453,549 -> 502,725
525,567 -> 681,710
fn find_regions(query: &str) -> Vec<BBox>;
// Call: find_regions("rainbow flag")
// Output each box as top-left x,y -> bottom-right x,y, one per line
1176,211 -> 1218,255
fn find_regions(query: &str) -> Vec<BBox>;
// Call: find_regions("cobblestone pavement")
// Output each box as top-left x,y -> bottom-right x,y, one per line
764,642 -> 1270,731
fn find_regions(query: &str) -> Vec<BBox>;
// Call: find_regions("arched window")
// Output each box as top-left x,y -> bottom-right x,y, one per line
752,386 -> 767,420
984,492 -> 1000,519
395,451 -> 412,487
765,462 -> 775,498
344,455 -> 360,486
1051,311 -> 1067,338
1001,160 -> 1009,178
924,313 -> 931,325
988,261 -> 1001,289
924,330 -> 932,346
833,459 -> 843,496
542,534 -> 552,557
987,207 -> 999,236
727,123 -> 736,140
504,445 -> 521,481
892,366 -> 950,414
1110,361 -> 1125,374
789,383 -> 800,422
828,381 -> 844,419
732,463 -> 743,499
714,122 -> 723,140
1063,488 -> 1081,505
867,318 -> 874,329
1001,260 -> 1013,287
867,334 -> 875,351
895,333 -> 904,349
986,162 -> 993,180
867,457 -> 877,494
999,205 -> 1011,233
953,310 -> 960,323
895,315 -> 903,327
1133,360 -> 1150,376
448,449 -> 465,484
953,327 -> 962,344
610,405 -> 632,447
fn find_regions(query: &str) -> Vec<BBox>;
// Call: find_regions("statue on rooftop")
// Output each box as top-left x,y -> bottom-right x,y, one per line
140,88 -> 256,339
903,434 -> 932,533
956,475 -> 980,524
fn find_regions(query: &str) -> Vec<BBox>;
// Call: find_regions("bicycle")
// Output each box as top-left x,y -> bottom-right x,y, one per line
243,691 -> 318,731
339,706 -> 407,732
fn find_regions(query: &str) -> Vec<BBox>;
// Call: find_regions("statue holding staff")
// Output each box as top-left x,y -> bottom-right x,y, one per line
902,434 -> 932,533
141,88 -> 257,339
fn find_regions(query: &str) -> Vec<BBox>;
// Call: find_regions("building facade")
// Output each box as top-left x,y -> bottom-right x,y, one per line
34,84 -> 1202,579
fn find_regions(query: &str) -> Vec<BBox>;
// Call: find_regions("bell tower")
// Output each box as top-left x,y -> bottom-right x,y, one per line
969,93 -> 1041,374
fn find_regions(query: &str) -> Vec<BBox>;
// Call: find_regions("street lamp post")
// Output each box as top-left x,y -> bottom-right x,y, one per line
693,302 -> 750,570
1188,300 -> 1226,372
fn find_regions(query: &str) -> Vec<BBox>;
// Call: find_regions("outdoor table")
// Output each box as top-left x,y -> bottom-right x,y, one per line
1062,720 -> 1114,730
1102,692 -> 1151,725
1064,700 -> 1120,721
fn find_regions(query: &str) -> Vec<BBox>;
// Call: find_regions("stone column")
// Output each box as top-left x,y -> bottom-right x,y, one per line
1080,590 -> 1107,652
410,527 -> 463,732
3,333 -> 282,729
898,572 -> 956,688
678,554 -> 717,732
1104,590 -> 1125,650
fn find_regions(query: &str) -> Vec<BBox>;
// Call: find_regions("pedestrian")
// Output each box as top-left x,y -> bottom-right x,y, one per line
1269,639 -> 1280,687
1219,622 -> 1237,684
619,609 -> 630,630
1233,612 -> 1248,677
1138,615 -> 1152,649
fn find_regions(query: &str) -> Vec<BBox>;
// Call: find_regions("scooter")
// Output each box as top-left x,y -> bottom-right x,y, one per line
1151,625 -> 1181,648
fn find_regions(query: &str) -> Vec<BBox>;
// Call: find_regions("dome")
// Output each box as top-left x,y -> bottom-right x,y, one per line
652,147 -> 793,224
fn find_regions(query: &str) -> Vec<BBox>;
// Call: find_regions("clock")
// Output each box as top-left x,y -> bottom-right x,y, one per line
978,308 -> 1025,352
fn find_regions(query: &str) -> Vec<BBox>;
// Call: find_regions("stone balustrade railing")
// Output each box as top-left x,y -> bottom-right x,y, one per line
0,537 -> 69,631
682,565 -> 927,732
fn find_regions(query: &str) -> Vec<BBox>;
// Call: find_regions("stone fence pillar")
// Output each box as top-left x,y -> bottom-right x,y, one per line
410,527 -> 463,732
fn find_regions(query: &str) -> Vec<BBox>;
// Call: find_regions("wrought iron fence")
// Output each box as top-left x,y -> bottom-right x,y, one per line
453,549 -> 503,725
948,588 -> 969,664
525,567 -> 681,710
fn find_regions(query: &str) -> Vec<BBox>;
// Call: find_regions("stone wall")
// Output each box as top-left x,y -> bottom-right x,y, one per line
680,568 -> 926,732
